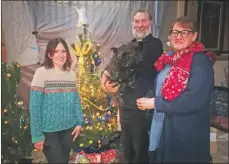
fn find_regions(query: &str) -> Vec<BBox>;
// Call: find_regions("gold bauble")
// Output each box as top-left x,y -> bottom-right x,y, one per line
4,120 -> 8,124
17,101 -> 24,106
6,74 -> 12,78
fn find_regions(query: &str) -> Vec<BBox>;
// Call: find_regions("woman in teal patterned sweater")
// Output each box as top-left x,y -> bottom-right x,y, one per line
29,37 -> 83,163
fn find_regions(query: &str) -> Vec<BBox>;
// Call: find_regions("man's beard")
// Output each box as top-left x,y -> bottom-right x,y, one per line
132,27 -> 152,40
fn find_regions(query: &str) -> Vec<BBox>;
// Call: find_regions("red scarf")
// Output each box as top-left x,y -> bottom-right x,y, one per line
154,41 -> 216,101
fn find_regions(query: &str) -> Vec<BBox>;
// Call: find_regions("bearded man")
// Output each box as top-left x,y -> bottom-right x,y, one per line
100,9 -> 163,163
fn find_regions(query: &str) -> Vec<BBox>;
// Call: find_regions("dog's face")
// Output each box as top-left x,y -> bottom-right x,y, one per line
111,42 -> 143,68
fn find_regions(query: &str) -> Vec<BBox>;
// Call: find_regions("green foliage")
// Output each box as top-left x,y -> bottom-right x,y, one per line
1,62 -> 33,163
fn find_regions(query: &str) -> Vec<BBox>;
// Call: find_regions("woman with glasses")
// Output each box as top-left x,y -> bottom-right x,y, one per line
136,16 -> 216,163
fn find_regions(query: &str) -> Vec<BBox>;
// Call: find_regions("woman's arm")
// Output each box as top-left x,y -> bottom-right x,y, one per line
29,68 -> 45,143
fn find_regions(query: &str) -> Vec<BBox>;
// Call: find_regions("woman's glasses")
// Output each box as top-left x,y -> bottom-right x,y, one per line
170,30 -> 194,38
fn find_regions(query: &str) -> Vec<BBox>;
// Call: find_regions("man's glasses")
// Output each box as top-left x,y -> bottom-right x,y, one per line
170,30 -> 194,38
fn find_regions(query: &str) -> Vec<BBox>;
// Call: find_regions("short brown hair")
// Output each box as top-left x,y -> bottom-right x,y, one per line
42,37 -> 72,71
170,16 -> 198,33
133,9 -> 153,21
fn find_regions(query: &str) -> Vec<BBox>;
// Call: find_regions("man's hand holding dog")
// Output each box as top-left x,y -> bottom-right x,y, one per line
101,71 -> 120,93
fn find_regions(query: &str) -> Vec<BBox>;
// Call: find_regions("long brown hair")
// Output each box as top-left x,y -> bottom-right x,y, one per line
42,37 -> 72,71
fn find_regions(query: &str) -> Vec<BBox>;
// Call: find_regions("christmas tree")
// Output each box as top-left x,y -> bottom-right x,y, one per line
71,24 -> 120,155
1,62 -> 33,163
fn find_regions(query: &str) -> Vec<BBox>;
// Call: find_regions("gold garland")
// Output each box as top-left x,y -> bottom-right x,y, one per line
71,40 -> 110,111
82,97 -> 111,111
72,41 -> 92,57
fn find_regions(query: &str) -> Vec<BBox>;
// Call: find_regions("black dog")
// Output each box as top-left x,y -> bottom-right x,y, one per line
103,42 -> 143,107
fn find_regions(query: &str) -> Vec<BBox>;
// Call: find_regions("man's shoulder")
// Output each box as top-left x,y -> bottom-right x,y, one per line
144,36 -> 163,49
148,35 -> 163,44
130,34 -> 163,45
144,34 -> 162,44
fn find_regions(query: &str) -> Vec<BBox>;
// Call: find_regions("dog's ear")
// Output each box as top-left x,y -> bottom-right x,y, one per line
111,47 -> 118,54
134,41 -> 140,47
134,41 -> 142,50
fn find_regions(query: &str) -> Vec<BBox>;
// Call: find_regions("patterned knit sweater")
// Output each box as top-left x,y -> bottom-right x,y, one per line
29,66 -> 83,143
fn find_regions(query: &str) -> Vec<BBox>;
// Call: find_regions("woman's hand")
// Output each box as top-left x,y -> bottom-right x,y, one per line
34,141 -> 44,151
136,98 -> 155,110
72,126 -> 82,142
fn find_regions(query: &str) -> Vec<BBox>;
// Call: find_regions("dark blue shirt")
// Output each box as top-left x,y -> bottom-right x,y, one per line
121,34 -> 163,109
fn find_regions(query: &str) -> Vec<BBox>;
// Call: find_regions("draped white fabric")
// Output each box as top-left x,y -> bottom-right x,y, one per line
2,1 -> 175,67
2,1 -> 38,66
157,1 -> 175,42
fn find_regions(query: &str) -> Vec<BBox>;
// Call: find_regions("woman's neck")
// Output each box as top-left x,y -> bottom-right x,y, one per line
53,65 -> 64,72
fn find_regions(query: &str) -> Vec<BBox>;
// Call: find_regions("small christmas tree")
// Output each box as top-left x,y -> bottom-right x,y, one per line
1,62 -> 33,163
71,24 -> 120,156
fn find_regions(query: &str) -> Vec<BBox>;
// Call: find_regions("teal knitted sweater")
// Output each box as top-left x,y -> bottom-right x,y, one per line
29,67 -> 83,143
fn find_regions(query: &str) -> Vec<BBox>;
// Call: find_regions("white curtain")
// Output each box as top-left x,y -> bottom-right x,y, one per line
152,1 -> 176,47
2,1 -> 177,66
22,1 -> 154,69
2,1 -> 38,66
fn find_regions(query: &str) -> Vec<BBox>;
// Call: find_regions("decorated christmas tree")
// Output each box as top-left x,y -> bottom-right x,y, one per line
70,22 -> 120,163
1,62 -> 33,164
